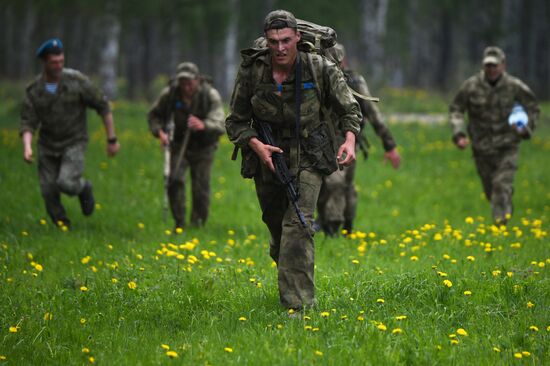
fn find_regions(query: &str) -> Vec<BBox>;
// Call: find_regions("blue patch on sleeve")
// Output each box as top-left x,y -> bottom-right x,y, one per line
175,101 -> 184,109
277,84 -> 283,93
303,82 -> 315,90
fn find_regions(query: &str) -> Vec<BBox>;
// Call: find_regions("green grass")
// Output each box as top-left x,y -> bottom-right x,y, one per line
0,100 -> 549,365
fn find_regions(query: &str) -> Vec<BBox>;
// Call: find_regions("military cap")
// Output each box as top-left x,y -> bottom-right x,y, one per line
36,38 -> 63,59
176,62 -> 199,79
263,9 -> 298,31
326,43 -> 346,64
482,46 -> 506,65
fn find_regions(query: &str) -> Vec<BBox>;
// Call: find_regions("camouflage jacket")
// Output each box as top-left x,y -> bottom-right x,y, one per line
344,69 -> 396,152
450,71 -> 539,154
225,49 -> 361,176
148,80 -> 225,149
20,68 -> 110,153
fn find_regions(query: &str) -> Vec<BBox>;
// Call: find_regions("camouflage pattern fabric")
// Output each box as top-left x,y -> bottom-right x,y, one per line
20,68 -> 111,154
226,49 -> 361,309
449,71 -> 539,222
148,79 -> 225,228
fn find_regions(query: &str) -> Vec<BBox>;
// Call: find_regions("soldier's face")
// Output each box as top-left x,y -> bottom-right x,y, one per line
266,28 -> 301,68
179,77 -> 200,98
44,53 -> 64,80
484,62 -> 505,82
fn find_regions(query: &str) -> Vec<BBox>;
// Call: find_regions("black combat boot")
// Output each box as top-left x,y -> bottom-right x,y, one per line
78,181 -> 95,216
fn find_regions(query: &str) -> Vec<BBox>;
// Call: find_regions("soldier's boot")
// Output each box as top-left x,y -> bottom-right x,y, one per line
42,186 -> 71,228
343,219 -> 353,233
78,181 -> 95,216
323,221 -> 342,237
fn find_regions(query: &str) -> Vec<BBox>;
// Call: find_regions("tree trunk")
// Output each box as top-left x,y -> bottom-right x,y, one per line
18,0 -> 36,78
99,5 -> 121,100
360,0 -> 389,84
223,0 -> 240,99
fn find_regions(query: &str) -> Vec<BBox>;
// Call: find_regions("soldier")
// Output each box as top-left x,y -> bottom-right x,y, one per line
148,62 -> 225,229
226,10 -> 361,311
450,46 -> 539,224
317,44 -> 400,235
20,39 -> 120,229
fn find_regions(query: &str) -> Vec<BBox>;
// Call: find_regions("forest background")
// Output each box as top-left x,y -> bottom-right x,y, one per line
1,0 -> 549,102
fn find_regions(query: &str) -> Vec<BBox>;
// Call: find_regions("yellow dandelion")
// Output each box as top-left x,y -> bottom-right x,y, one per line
377,323 -> 387,331
80,286 -> 88,292
127,281 -> 137,290
376,298 -> 385,304
450,339 -> 459,345
410,255 -> 419,261
166,351 -> 178,358
395,315 -> 407,320
434,233 -> 443,241
111,278 -> 118,284
443,279 -> 453,288
463,290 -> 472,296
492,347 -> 501,353
80,318 -> 86,324
456,328 -> 468,336
175,227 -> 183,234
304,325 -> 312,331
314,350 -> 323,356
82,348 -> 90,353
9,326 -> 18,333
466,256 -> 475,261
351,259 -> 360,264
514,353 -> 522,359
320,311 -> 330,318
529,326 -> 539,332
527,301 -> 535,308
465,217 -> 474,224
238,317 -> 247,321
224,347 -> 233,353
521,351 -> 531,357
161,344 -> 170,350
137,222 -> 145,229
43,312 -> 52,321
357,316 -> 365,321
392,328 -> 403,334
88,356 -> 95,364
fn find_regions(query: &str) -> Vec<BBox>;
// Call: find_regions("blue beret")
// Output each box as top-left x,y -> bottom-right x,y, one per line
36,38 -> 63,58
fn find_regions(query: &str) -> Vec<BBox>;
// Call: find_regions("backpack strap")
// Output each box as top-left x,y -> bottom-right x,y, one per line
306,53 -> 338,152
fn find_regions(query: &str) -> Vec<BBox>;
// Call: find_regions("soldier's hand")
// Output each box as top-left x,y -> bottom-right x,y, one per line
337,132 -> 356,167
383,148 -> 401,169
188,115 -> 205,131
456,137 -> 469,150
249,137 -> 282,173
23,146 -> 34,163
158,130 -> 169,146
107,141 -> 120,157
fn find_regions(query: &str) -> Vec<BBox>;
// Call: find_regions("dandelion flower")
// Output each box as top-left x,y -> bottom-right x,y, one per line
80,286 -> 89,292
492,347 -> 501,353
161,344 -> 170,350
127,281 -> 137,290
43,312 -> 52,321
82,348 -> 90,353
514,353 -> 522,359
377,323 -> 387,331
465,217 -> 474,224
320,311 -> 330,318
239,317 -> 247,321
456,328 -> 468,336
521,351 -> 530,357
376,298 -> 385,304
392,328 -> 403,334
529,326 -> 539,332
88,356 -> 95,364
443,279 -> 453,288
166,351 -> 178,358
80,318 -> 86,324
450,339 -> 459,345
137,222 -> 145,229
466,256 -> 475,261
9,326 -> 18,333
395,315 -> 407,321
527,301 -> 535,308
463,290 -> 472,296
224,347 -> 233,353
314,350 -> 323,356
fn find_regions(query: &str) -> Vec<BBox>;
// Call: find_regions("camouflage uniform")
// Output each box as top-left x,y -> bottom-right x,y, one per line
226,48 -> 361,309
148,79 -> 225,227
20,68 -> 111,224
317,69 -> 397,234
450,70 -> 539,222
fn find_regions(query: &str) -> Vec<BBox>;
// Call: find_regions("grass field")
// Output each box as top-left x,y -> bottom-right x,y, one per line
0,97 -> 549,365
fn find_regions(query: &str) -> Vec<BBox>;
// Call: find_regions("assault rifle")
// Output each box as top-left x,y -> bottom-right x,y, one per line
254,119 -> 309,230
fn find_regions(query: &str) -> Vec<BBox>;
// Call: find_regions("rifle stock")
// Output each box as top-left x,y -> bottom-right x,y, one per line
254,119 -> 309,230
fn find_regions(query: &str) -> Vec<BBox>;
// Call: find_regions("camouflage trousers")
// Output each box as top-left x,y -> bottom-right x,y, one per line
37,143 -> 87,223
168,142 -> 217,228
254,168 -> 321,309
473,146 -> 518,223
317,161 -> 357,233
